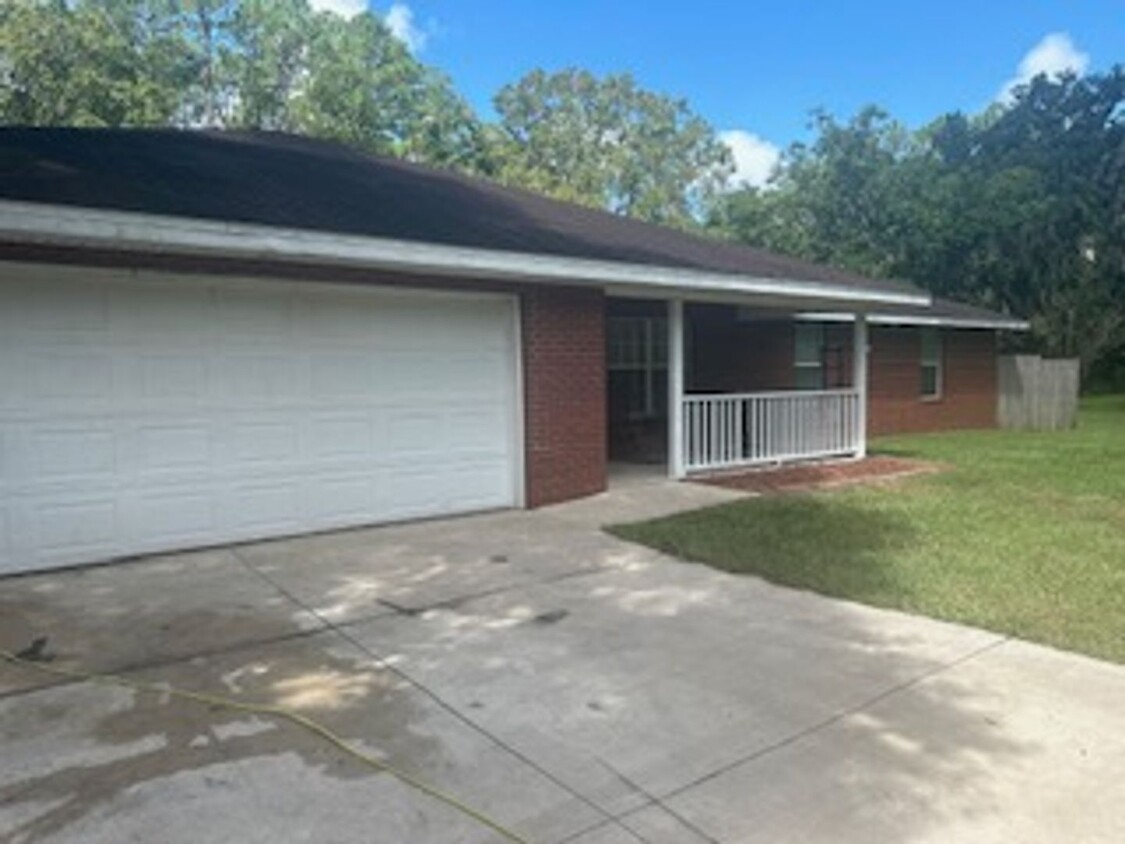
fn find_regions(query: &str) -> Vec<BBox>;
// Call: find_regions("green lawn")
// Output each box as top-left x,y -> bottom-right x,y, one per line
611,395 -> 1125,663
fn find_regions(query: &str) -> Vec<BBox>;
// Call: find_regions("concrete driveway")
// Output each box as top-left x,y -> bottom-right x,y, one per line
2,476 -> 1123,844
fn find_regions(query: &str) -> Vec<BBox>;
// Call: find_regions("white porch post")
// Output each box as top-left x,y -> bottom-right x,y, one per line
668,299 -> 686,478
853,313 -> 869,458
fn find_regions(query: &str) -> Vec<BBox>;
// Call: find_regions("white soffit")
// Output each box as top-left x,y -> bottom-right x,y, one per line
0,199 -> 930,309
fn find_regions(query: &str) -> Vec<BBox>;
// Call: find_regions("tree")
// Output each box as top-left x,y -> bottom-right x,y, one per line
288,9 -> 483,165
490,68 -> 732,227
0,0 -> 195,126
713,68 -> 1125,381
0,0 -> 486,169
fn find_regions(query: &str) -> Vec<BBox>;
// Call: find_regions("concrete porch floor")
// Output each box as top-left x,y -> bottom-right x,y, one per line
2,480 -> 1124,843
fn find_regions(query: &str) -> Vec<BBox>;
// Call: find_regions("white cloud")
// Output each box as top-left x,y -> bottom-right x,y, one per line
719,129 -> 781,189
998,32 -> 1090,102
386,3 -> 428,52
309,0 -> 367,18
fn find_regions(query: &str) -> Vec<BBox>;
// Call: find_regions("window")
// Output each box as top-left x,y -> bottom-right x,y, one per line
920,328 -> 943,399
794,323 -> 824,390
608,317 -> 667,419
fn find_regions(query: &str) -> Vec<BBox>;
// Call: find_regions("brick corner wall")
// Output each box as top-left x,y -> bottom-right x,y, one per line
521,286 -> 607,507
868,327 -> 998,435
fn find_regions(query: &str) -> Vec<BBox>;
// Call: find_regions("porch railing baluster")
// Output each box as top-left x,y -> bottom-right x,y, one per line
681,389 -> 862,473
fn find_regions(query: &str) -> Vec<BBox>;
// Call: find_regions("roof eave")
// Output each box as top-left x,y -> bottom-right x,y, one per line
796,310 -> 1030,331
0,199 -> 930,309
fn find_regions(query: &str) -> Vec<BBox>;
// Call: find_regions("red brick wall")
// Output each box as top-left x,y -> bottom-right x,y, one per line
687,309 -> 999,436
521,286 -> 607,507
868,327 -> 998,435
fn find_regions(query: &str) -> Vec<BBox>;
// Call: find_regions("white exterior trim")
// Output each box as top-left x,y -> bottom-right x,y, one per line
510,295 -> 527,509
853,314 -> 869,459
0,199 -> 929,308
797,310 -> 1029,331
668,299 -> 686,479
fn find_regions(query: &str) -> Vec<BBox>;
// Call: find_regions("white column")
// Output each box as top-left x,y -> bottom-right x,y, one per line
668,299 -> 686,478
853,313 -> 869,458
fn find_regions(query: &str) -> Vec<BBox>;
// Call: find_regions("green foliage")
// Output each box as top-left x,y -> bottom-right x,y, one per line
0,0 -> 485,168
0,0 -> 196,126
713,69 -> 1125,378
490,68 -> 733,227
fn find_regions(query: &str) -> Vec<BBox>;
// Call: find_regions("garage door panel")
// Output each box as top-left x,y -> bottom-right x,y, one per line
218,354 -> 298,401
15,278 -> 112,333
223,482 -> 303,533
129,490 -> 216,547
442,463 -> 516,510
0,508 -> 9,558
34,427 -> 117,479
136,424 -> 212,472
28,497 -> 119,557
115,281 -> 214,337
381,468 -> 448,520
222,420 -> 300,466
0,267 -> 519,574
306,475 -> 381,527
446,408 -> 509,450
137,354 -> 210,399
308,415 -> 375,460
216,287 -> 295,337
311,352 -> 378,398
29,352 -> 114,400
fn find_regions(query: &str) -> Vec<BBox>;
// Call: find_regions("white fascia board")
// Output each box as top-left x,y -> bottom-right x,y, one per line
796,310 -> 1029,331
0,199 -> 929,308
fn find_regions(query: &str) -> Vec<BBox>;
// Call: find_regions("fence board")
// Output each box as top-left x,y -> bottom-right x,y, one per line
997,355 -> 1080,430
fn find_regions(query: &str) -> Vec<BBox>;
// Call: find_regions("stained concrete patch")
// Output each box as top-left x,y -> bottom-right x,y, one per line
0,547 -> 322,696
344,558 -> 1006,814
236,508 -> 653,623
1,629 -> 602,843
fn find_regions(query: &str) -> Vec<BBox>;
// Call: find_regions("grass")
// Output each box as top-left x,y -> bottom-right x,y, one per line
610,395 -> 1125,663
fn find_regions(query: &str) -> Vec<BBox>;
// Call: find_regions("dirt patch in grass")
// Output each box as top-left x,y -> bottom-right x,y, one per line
695,455 -> 944,495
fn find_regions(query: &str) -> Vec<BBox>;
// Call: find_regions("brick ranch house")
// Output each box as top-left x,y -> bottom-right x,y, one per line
0,129 -> 1026,575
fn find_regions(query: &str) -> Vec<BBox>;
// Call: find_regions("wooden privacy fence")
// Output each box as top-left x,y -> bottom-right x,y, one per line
997,355 -> 1080,430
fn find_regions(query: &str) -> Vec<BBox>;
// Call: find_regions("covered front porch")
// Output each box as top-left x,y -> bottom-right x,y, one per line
607,298 -> 869,478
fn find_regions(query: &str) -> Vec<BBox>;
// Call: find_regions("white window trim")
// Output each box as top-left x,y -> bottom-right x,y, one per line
794,323 -> 825,390
608,316 -> 667,420
920,328 -> 943,401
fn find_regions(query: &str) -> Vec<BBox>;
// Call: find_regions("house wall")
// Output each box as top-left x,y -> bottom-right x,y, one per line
687,305 -> 999,436
868,327 -> 998,435
521,286 -> 608,506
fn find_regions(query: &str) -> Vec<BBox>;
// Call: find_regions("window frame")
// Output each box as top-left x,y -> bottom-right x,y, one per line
607,316 -> 668,420
919,327 -> 943,400
794,322 -> 825,391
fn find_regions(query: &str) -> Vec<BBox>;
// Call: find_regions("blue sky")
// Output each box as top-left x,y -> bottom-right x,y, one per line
316,1 -> 1123,184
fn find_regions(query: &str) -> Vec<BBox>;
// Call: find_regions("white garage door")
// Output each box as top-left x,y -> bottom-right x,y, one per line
0,263 -> 521,574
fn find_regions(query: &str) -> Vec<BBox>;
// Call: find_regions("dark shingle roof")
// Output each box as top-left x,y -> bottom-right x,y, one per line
0,127 -> 917,296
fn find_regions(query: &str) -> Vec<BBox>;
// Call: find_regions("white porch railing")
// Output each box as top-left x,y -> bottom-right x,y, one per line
682,389 -> 862,473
